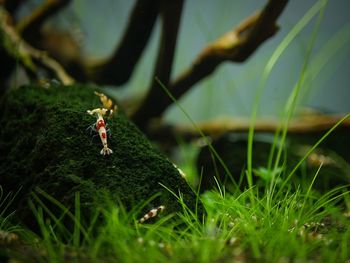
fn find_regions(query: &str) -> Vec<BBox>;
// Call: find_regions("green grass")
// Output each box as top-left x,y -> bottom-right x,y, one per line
1,173 -> 349,263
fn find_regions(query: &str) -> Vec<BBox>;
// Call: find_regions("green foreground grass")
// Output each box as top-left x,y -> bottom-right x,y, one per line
1,173 -> 350,263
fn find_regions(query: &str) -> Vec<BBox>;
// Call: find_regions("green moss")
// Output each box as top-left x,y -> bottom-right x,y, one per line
0,84 -> 199,226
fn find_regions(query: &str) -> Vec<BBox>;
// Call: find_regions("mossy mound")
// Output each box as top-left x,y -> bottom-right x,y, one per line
0,84 -> 198,226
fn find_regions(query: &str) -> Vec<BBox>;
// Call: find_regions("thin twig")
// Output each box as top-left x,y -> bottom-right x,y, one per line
0,7 -> 74,85
16,0 -> 71,39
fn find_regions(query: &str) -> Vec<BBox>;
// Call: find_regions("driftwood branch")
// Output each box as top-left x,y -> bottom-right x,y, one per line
2,0 -> 27,15
148,114 -> 350,143
12,0 -> 84,81
1,0 -> 293,137
171,0 -> 288,98
16,0 -> 71,39
132,0 -> 289,130
0,7 -> 74,85
132,0 -> 184,127
86,0 -> 161,85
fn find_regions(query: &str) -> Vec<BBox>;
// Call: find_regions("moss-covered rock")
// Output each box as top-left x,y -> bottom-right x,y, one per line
0,84 -> 199,226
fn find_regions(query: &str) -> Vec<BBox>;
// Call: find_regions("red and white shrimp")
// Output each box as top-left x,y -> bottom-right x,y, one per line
87,108 -> 113,155
139,205 -> 165,223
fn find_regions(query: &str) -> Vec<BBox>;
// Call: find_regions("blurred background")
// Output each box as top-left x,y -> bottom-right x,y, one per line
3,0 -> 349,190
16,0 -> 350,125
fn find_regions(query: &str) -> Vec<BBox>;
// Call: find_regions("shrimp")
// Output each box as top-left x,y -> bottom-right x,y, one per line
94,91 -> 118,119
87,108 -> 113,155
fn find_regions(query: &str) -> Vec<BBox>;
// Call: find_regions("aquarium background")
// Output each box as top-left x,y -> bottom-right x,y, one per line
18,0 -> 350,123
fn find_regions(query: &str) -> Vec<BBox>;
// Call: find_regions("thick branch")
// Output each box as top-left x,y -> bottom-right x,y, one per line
132,0 -> 184,128
16,0 -> 71,39
0,7 -> 74,85
171,0 -> 288,99
2,0 -> 27,15
148,114 -> 350,144
86,0 -> 161,85
132,0 -> 289,130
